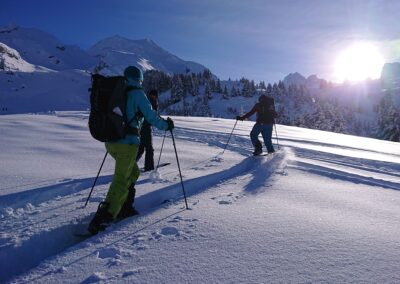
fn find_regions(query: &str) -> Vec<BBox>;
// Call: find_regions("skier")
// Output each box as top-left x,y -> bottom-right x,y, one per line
136,89 -> 159,171
236,94 -> 278,155
88,66 -> 174,235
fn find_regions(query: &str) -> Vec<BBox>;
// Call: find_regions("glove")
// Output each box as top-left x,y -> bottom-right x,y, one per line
166,117 -> 174,131
236,116 -> 243,121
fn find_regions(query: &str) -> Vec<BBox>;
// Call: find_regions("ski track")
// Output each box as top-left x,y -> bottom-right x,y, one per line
0,127 -> 286,283
2,114 -> 399,283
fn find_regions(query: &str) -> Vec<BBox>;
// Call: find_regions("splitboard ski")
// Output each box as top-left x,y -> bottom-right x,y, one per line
252,152 -> 269,157
74,211 -> 140,238
141,162 -> 171,172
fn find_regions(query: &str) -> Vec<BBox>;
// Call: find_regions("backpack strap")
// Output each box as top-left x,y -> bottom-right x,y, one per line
124,86 -> 143,136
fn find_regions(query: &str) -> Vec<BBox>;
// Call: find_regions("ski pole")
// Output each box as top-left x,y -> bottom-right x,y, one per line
272,100 -> 280,150
156,131 -> 167,169
84,151 -> 108,207
170,129 -> 189,210
222,119 -> 238,154
274,123 -> 280,150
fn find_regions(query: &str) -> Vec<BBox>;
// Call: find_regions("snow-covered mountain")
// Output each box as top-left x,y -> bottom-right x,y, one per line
88,35 -> 208,75
0,69 -> 91,114
381,62 -> 400,88
0,25 -> 211,114
0,25 -> 209,76
282,72 -> 307,86
0,42 -> 37,72
0,25 -> 97,71
1,113 -> 399,283
283,72 -> 327,89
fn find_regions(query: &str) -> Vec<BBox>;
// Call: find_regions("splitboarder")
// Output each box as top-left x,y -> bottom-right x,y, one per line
236,94 -> 278,155
88,66 -> 174,235
136,89 -> 159,171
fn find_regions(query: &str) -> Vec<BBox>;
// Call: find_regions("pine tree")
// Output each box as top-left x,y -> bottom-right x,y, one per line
250,80 -> 256,95
205,84 -> 212,99
171,74 -> 184,103
376,92 -> 400,141
216,79 -> 222,93
222,86 -> 229,99
231,85 -> 238,97
242,80 -> 251,97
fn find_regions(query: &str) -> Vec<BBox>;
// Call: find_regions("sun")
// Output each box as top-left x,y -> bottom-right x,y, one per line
334,42 -> 385,83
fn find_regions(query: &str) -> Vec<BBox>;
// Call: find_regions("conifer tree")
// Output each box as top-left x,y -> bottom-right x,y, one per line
222,85 -> 229,99
171,74 -> 184,103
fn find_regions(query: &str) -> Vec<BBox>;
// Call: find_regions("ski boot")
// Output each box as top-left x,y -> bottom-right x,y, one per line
117,185 -> 139,220
88,202 -> 114,235
252,141 -> 263,156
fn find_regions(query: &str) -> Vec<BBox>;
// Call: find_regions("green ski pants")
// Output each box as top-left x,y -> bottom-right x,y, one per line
104,143 -> 140,218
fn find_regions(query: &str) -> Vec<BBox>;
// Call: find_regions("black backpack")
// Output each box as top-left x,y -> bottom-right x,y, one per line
88,74 -> 140,142
258,97 -> 277,123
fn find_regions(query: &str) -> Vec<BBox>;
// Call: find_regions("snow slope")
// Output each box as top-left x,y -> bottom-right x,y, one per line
0,25 -> 97,71
0,113 -> 399,283
0,70 -> 91,114
0,43 -> 39,73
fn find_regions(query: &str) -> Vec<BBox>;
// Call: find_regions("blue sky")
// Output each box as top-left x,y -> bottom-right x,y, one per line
1,0 -> 400,83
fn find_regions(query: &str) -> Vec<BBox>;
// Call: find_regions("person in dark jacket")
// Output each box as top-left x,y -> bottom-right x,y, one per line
237,94 -> 278,155
136,89 -> 159,171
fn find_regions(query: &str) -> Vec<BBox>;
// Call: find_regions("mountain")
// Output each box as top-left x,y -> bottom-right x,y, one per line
0,42 -> 37,72
381,62 -> 400,88
0,25 -> 211,114
0,25 -> 97,70
88,35 -> 208,75
283,72 -> 326,89
282,72 -> 306,86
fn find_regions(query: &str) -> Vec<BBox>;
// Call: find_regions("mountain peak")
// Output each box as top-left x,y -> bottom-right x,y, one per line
0,42 -> 36,72
88,35 -> 208,76
283,72 -> 306,86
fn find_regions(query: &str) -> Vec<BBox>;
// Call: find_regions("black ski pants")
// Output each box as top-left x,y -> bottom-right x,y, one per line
136,122 -> 154,171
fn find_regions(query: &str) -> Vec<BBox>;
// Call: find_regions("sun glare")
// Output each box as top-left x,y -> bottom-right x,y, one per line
334,42 -> 384,83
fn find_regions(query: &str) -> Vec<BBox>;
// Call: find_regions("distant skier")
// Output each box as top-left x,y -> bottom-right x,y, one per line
236,94 -> 278,155
88,66 -> 174,235
136,89 -> 159,171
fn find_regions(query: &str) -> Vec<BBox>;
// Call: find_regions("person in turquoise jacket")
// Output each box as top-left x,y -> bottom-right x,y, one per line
88,66 -> 174,235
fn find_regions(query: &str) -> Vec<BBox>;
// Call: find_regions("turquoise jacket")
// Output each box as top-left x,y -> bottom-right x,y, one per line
114,79 -> 168,145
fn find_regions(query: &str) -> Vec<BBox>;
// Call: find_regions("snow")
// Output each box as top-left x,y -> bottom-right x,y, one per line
88,35 -> 207,76
0,26 -> 97,71
1,113 -> 399,283
0,43 -> 37,73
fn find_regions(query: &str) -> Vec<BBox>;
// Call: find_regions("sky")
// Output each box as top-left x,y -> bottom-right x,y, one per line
1,0 -> 400,83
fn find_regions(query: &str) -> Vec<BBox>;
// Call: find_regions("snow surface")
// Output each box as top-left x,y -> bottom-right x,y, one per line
0,113 -> 399,283
0,26 -> 97,71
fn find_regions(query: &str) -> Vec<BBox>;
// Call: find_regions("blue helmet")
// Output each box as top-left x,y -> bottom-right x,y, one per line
124,66 -> 143,81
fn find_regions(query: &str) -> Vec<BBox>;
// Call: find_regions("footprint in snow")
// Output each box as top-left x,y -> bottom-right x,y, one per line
122,268 -> 142,278
97,247 -> 120,259
168,215 -> 199,223
168,216 -> 184,223
131,233 -> 147,245
82,272 -> 107,284
212,192 -> 242,205
160,226 -> 179,236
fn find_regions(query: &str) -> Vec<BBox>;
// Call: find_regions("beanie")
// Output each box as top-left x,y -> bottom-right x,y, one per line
124,66 -> 143,81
